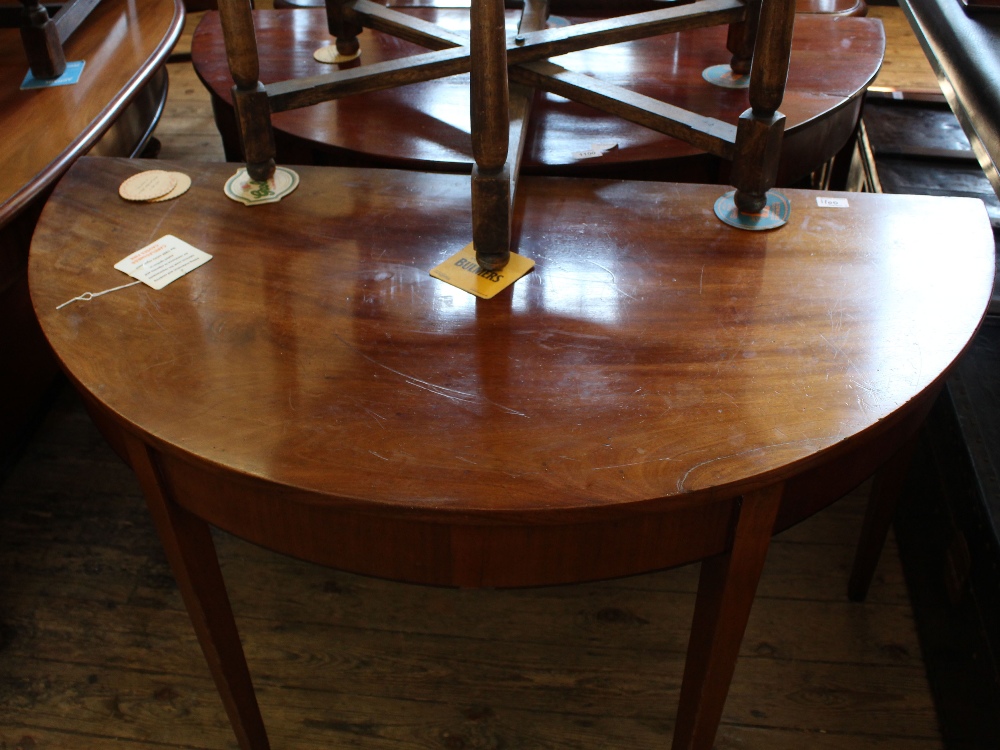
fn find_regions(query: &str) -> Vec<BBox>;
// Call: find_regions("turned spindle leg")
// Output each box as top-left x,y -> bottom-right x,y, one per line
731,0 -> 795,214
726,0 -> 761,76
19,0 -> 65,79
325,0 -> 363,58
218,0 -> 275,182
470,0 -> 511,272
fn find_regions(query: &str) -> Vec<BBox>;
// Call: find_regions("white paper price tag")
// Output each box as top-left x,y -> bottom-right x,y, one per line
114,235 -> 212,290
816,196 -> 849,208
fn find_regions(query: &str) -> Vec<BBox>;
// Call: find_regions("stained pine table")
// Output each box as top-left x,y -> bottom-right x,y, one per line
30,157 -> 993,749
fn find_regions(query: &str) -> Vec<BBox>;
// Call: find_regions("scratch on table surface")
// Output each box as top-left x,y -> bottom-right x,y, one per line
361,405 -> 386,429
146,199 -> 178,243
335,333 -> 529,418
369,450 -> 390,461
593,456 -> 677,471
583,259 -> 637,300
142,299 -> 167,333
675,436 -> 838,492
699,265 -> 705,295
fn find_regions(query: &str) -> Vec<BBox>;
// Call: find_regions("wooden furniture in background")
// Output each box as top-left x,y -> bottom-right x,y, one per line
0,0 -> 183,455
899,0 -> 1000,195
13,0 -> 103,79
211,0 -> 801,269
30,157 -> 993,750
192,10 -> 883,184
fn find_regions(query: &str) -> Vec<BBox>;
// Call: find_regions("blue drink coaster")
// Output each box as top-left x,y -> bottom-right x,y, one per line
702,63 -> 750,89
714,190 -> 790,231
21,61 -> 85,90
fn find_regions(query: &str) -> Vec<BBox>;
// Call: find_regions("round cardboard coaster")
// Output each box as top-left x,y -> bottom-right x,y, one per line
702,64 -> 750,89
119,170 -> 177,202
150,172 -> 192,202
714,190 -> 790,231
313,44 -> 361,64
224,166 -> 300,206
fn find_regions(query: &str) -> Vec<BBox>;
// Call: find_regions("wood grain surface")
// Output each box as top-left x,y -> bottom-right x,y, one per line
0,0 -> 184,228
29,157 -> 992,585
191,9 -> 884,182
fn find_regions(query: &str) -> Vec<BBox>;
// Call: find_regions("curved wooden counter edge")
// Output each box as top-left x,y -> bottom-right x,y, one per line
0,0 -> 186,228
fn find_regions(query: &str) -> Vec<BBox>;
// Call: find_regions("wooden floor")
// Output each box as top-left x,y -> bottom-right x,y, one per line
0,7 -> 948,750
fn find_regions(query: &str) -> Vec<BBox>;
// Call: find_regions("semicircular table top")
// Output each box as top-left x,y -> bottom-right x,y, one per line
29,157 -> 993,750
0,0 -> 184,228
192,9 -> 884,181
30,157 -> 992,584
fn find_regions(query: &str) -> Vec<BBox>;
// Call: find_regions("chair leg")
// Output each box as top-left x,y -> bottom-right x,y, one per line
731,0 -> 795,213
124,433 -> 271,750
218,0 -> 275,181
848,433 -> 920,602
672,484 -> 783,750
470,0 -> 511,271
325,0 -> 363,57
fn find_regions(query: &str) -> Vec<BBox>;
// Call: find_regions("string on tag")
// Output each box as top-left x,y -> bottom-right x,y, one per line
56,280 -> 142,310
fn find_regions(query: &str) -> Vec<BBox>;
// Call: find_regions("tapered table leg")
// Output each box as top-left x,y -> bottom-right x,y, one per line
848,433 -> 920,602
124,432 -> 271,750
672,484 -> 783,750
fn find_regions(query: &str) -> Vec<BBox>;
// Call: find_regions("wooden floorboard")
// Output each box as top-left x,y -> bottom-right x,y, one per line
0,7 -> 947,750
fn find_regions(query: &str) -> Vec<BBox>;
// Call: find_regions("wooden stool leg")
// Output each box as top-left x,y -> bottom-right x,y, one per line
731,0 -> 795,213
124,434 -> 271,750
19,0 -> 66,79
672,484 -> 783,750
470,0 -> 511,271
726,0 -> 761,76
218,0 -> 275,182
325,0 -> 363,58
848,434 -> 920,602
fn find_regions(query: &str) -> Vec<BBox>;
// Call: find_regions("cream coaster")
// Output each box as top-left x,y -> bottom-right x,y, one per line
313,44 -> 361,64
430,243 -> 535,299
150,172 -> 192,202
224,167 -> 300,206
119,170 -> 177,202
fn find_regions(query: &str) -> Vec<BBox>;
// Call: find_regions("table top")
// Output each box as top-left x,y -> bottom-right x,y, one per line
192,10 -> 884,177
0,0 -> 184,229
30,158 -> 992,582
899,0 -> 1000,196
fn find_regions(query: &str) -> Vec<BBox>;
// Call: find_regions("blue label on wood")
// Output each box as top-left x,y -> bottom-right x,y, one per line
21,61 -> 86,90
714,190 -> 791,231
702,64 -> 750,89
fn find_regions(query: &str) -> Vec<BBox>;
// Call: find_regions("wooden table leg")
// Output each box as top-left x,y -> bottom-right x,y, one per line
848,433 -> 920,602
672,484 -> 783,750
470,0 -> 511,271
124,433 -> 271,750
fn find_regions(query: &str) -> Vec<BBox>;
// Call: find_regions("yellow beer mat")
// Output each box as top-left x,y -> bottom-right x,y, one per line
429,243 -> 535,299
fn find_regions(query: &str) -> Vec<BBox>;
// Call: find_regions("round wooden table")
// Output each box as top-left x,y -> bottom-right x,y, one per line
29,157 -> 993,749
192,9 -> 884,183
0,0 -> 183,454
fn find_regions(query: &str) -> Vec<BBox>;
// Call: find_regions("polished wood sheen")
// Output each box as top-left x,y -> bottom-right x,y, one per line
0,0 -> 184,226
30,157 -> 993,749
0,0 -> 183,454
193,9 -> 883,183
